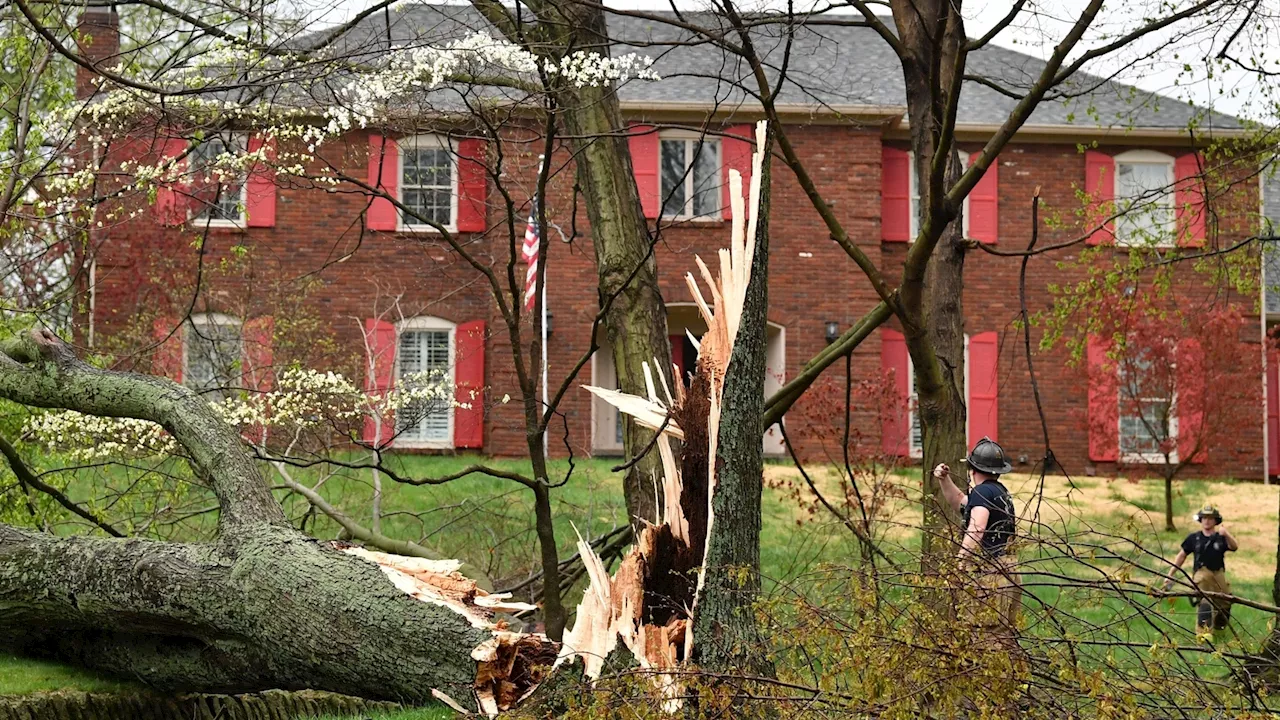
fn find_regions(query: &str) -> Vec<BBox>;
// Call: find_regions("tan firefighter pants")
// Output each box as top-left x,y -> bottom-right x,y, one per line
1192,567 -> 1232,631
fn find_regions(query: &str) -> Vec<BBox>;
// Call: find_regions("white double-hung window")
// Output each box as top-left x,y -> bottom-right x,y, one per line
1117,350 -> 1177,463
1114,150 -> 1175,247
396,317 -> 456,447
660,134 -> 720,219
185,313 -> 243,399
191,135 -> 247,225
400,136 -> 457,231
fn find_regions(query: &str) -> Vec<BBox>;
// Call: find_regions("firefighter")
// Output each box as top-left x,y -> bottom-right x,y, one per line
1162,504 -> 1237,632
933,437 -> 1017,561
933,437 -> 1019,629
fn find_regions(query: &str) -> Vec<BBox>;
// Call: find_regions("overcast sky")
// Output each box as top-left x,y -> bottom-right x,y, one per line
317,0 -> 1280,122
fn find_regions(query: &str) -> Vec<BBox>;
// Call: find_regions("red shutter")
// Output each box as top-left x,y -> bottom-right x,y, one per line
1087,335 -> 1119,462
1268,351 -> 1279,477
245,135 -> 277,228
362,318 -> 398,446
881,146 -> 911,242
968,331 -> 999,447
671,334 -> 687,382
721,124 -> 754,220
628,124 -> 660,219
881,329 -> 910,456
454,320 -> 486,449
367,134 -> 399,231
243,316 -> 275,392
1084,151 -> 1115,246
155,138 -> 189,227
456,138 -> 487,233
1175,152 -> 1207,248
152,316 -> 184,382
967,154 -> 998,244
1176,338 -> 1206,463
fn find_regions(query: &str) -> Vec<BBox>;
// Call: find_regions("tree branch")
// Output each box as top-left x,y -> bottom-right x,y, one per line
0,434 -> 124,537
763,300 -> 892,427
0,328 -> 286,532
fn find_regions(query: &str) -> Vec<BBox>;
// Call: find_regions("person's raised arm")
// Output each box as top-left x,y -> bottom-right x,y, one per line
1221,527 -> 1239,551
933,463 -> 966,515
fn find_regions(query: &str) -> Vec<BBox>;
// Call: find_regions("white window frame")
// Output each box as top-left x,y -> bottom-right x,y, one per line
907,335 -> 970,460
659,132 -> 722,221
1113,150 -> 1176,249
1117,349 -> 1179,464
394,316 -> 457,449
908,150 -> 969,242
398,135 -> 458,233
190,134 -> 248,228
184,312 -> 244,397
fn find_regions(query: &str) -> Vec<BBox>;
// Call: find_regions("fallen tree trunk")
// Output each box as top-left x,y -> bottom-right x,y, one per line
0,509 -> 503,702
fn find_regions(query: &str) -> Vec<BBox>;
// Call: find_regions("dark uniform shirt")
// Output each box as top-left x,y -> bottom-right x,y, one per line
1182,531 -> 1232,572
961,480 -> 1015,556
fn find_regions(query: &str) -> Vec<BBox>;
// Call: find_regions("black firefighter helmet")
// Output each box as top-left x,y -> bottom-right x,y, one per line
1193,504 -> 1224,523
963,436 -> 1013,475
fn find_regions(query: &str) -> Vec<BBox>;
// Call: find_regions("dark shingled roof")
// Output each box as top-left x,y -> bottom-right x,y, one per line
316,2 -> 1246,132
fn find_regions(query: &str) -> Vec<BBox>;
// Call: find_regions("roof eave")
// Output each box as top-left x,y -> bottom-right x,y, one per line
619,100 -> 907,127
886,121 -> 1252,143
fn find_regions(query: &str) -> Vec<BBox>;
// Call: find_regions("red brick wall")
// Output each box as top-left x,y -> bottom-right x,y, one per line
88,126 -> 1265,479
881,141 -> 1263,480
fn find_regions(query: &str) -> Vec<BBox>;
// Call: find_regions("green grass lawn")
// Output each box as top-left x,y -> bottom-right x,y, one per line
5,453 -> 1278,717
0,653 -> 134,695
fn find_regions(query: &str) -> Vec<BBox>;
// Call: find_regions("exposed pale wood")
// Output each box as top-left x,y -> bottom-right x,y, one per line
558,121 -> 769,708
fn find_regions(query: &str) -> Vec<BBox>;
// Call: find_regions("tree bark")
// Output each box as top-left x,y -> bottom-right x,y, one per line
544,5 -> 672,529
692,130 -> 773,677
0,521 -> 488,703
891,0 -> 970,567
1165,475 -> 1176,532
918,150 -> 969,564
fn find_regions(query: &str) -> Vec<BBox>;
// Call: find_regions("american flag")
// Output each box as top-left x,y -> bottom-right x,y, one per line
522,198 -> 540,312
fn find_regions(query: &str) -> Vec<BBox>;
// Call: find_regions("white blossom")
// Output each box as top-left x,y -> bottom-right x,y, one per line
23,367 -> 459,461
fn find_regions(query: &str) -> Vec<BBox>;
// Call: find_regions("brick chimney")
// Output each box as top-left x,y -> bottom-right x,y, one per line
75,7 -> 119,99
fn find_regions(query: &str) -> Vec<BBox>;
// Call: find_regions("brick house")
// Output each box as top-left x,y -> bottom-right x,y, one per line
77,6 -> 1270,479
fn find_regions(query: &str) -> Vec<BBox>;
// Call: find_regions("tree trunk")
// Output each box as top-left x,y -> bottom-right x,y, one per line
0,524 -> 489,704
527,443 -> 566,639
549,10 -> 672,530
891,0 -> 969,568
918,152 -> 968,565
1165,475 -> 1176,532
691,131 -> 773,677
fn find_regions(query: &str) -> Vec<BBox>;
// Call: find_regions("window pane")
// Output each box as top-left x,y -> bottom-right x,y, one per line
192,136 -> 246,222
691,141 -> 720,217
910,401 -> 922,455
1116,161 -> 1172,245
402,142 -> 454,227
660,140 -> 687,217
397,330 -> 452,442
1118,356 -> 1173,456
186,320 -> 242,398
